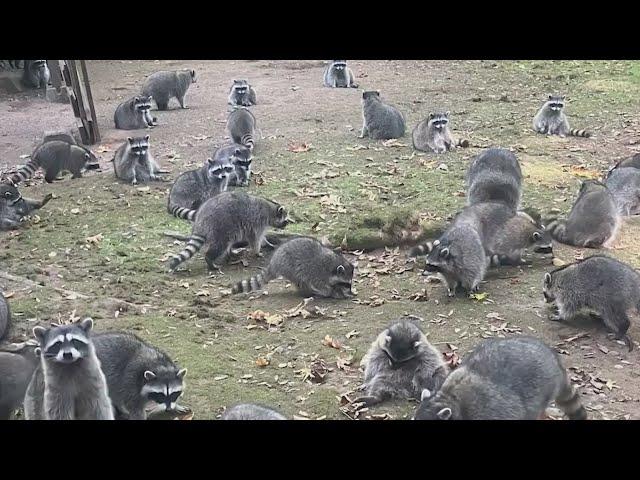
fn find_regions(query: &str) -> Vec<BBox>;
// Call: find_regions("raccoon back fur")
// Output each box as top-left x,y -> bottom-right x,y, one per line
467,148 -> 522,209
221,403 -> 287,420
412,112 -> 469,153
227,106 -> 256,151
359,90 -> 405,140
141,69 -> 196,110
605,166 -> 640,216
0,346 -> 39,419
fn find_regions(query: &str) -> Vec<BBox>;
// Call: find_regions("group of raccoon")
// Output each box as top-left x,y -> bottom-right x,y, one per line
1,60 -> 640,420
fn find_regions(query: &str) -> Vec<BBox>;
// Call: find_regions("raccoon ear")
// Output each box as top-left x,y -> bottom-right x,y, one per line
544,272 -> 552,287
437,407 -> 452,420
432,239 -> 440,247
79,318 -> 93,332
445,111 -> 450,117
134,96 -> 140,102
177,368 -> 188,379
336,264 -> 345,275
548,94 -> 553,100
33,326 -> 47,342
561,95 -> 566,100
144,370 -> 157,381
206,157 -> 214,166
34,347 -> 42,357
144,135 -> 150,141
277,206 -> 285,216
84,153 -> 91,160
440,247 -> 450,259
383,334 -> 392,347
428,113 -> 434,119
127,137 -> 134,144
413,340 -> 422,349
234,148 -> 241,156
420,388 -> 431,401
533,231 -> 541,240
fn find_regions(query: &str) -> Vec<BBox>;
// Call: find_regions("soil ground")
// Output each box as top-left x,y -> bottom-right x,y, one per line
2,60 -> 640,420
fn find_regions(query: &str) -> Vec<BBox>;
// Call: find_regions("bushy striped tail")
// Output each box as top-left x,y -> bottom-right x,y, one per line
170,205 -> 197,221
409,240 -> 438,257
241,133 -> 255,151
167,234 -> 205,271
232,271 -> 273,294
455,138 -> 470,148
10,159 -> 40,184
556,379 -> 587,420
569,129 -> 590,138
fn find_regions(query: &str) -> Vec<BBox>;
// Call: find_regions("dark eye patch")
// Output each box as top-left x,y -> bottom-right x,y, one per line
147,392 -> 166,404
168,391 -> 182,403
45,342 -> 62,356
71,339 -> 86,350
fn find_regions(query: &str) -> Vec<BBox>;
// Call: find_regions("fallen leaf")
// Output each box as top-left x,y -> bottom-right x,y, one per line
85,233 -> 103,245
322,335 -> 342,350
288,143 -> 312,153
255,357 -> 270,367
469,292 -> 489,301
552,257 -> 567,267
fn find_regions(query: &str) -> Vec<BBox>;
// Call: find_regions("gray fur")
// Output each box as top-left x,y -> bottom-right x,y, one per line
543,254 -> 640,351
0,345 -> 39,419
0,291 -> 10,341
546,180 -> 620,248
113,136 -> 165,185
533,95 -> 590,137
114,95 -> 156,130
355,319 -> 449,407
91,331 -> 186,420
22,60 -> 50,89
0,183 -> 53,231
412,112 -> 469,153
227,106 -> 257,151
467,148 -> 522,209
227,79 -> 257,107
167,192 -> 291,271
414,337 -> 587,420
41,130 -> 78,145
359,90 -> 405,140
605,166 -> 640,216
10,140 -> 98,184
607,153 -> 640,175
221,403 -> 287,420
141,69 -> 196,110
323,60 -> 358,88
213,144 -> 253,187
231,237 -> 354,299
24,319 -> 114,420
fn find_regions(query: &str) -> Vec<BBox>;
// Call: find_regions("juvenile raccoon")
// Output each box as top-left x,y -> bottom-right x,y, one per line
467,148 -> 523,209
167,192 -> 291,272
24,319 -> 115,420
9,140 -> 99,184
544,255 -> 640,351
533,95 -> 591,137
227,106 -> 257,152
221,403 -> 287,420
113,136 -> 167,185
546,180 -> 620,248
232,236 -> 354,299
91,331 -> 187,420
0,345 -> 39,419
168,156 -> 234,221
114,95 -> 156,130
414,337 -> 587,420
22,60 -> 50,89
0,183 -> 53,231
412,112 -> 469,153
604,166 -> 640,216
0,291 -> 10,340
221,144 -> 253,187
228,79 -> 257,106
323,60 -> 358,88
359,90 -> 405,140
356,319 -> 448,407
141,69 -> 196,110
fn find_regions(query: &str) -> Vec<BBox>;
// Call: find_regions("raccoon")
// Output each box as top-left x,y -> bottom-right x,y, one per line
91,331 -> 187,420
168,156 -> 234,221
141,69 -> 196,110
0,183 -> 53,231
533,95 -> 591,138
412,112 -> 469,153
221,403 -> 287,420
24,319 -> 115,420
228,79 -> 257,107
467,148 -> 523,209
544,255 -> 640,351
323,60 -> 358,88
22,60 -> 50,89
0,291 -> 10,341
355,319 -> 449,407
0,345 -> 39,419
9,140 -> 98,184
359,90 -> 405,140
607,153 -> 640,176
114,95 -> 156,130
113,136 -> 167,185
414,336 -> 587,420
221,144 -> 253,187
231,236 -> 355,299
167,192 -> 291,272
605,166 -> 640,216
41,130 -> 78,145
546,180 -> 620,248
227,106 -> 257,151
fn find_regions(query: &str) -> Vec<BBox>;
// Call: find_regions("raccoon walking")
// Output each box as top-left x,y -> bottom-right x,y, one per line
544,255 -> 640,351
22,60 -> 50,89
359,90 -> 405,140
9,140 -> 99,184
355,319 -> 449,407
0,183 -> 53,231
91,331 -> 187,420
0,345 -> 39,419
0,291 -> 10,340
412,112 -> 469,153
227,106 -> 257,151
141,69 -> 196,110
414,337 -> 587,420
228,79 -> 257,107
605,166 -> 640,216
221,404 -> 287,420
168,156 -> 234,221
113,136 -> 167,185
114,95 -> 157,130
546,180 -> 620,248
323,60 -> 358,88
24,319 -> 115,420
232,237 -> 354,299
533,95 -> 591,138
167,192 -> 291,272
467,148 -> 522,209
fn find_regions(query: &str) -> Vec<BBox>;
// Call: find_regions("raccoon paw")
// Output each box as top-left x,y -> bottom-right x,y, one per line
352,395 -> 381,407
548,313 -> 563,322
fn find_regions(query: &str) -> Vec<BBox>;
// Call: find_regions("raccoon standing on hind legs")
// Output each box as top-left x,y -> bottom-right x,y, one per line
533,95 -> 591,137
412,112 -> 469,153
142,69 -> 196,110
323,60 -> 358,88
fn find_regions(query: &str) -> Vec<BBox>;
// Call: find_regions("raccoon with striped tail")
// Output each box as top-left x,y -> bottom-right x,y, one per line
466,147 -> 523,209
8,140 -> 99,185
227,106 -> 257,152
0,183 -> 54,231
533,95 -> 591,138
545,180 -> 620,248
167,191 -> 291,272
114,95 -> 157,130
168,155 -> 234,221
412,112 -> 469,153
113,136 -> 168,185
231,236 -> 354,299
141,69 -> 196,110
323,60 -> 358,88
228,79 -> 257,107
414,336 -> 587,420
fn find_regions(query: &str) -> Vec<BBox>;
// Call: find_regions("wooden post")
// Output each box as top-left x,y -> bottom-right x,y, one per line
62,60 -> 100,146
